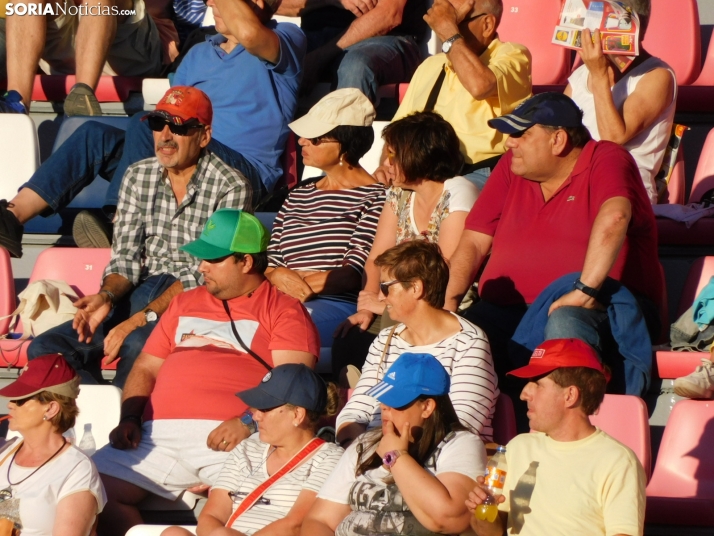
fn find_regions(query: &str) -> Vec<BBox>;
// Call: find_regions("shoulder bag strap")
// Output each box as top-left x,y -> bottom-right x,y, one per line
376,325 -> 399,381
222,300 -> 272,371
225,437 -> 325,527
424,64 -> 447,112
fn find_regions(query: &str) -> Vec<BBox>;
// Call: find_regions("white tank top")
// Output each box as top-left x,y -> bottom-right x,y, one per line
569,57 -> 677,204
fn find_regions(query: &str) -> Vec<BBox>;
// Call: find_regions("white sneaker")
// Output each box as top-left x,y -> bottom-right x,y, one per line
673,358 -> 714,399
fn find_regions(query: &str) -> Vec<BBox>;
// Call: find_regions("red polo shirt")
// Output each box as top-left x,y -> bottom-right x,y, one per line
465,140 -> 661,307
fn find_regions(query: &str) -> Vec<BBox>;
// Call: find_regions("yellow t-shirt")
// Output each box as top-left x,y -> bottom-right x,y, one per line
0,0 -> 8,19
393,38 -> 532,165
498,429 -> 646,536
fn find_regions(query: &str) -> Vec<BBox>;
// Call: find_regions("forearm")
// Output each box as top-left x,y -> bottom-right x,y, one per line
443,38 -> 497,100
590,73 -> 629,144
362,258 -> 380,294
212,0 -> 279,59
118,279 -> 184,332
119,357 -> 159,418
335,4 -> 403,49
101,273 -> 134,302
277,0 -> 337,16
444,234 -> 487,311
253,517 -> 301,536
300,518 -> 336,536
303,267 -> 361,296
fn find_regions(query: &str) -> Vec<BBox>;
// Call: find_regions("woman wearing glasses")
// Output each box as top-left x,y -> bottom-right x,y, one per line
0,354 -> 106,536
335,241 -> 497,449
334,111 -> 479,371
161,363 -> 343,536
265,89 -> 385,348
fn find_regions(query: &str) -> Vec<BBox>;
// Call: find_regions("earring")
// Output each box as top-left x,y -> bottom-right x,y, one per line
42,415 -> 47,421
293,422 -> 298,427
339,154 -> 344,166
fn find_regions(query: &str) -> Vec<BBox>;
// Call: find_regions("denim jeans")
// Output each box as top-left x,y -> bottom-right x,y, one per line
27,273 -> 177,388
307,30 -> 421,104
303,298 -> 356,350
463,167 -> 492,192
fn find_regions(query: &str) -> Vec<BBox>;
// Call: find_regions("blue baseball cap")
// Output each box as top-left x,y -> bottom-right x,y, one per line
366,353 -> 450,408
488,92 -> 584,135
236,364 -> 327,413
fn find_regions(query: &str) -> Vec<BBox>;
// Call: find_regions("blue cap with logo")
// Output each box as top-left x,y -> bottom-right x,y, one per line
365,352 -> 450,408
488,92 -> 584,135
236,364 -> 327,413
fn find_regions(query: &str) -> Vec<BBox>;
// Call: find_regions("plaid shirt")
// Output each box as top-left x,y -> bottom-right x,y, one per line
104,150 -> 251,289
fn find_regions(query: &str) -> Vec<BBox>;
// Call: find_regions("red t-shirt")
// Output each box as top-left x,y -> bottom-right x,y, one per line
465,140 -> 661,307
142,281 -> 320,421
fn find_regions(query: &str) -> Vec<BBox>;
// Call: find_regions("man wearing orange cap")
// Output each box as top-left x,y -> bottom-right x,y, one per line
466,338 -> 645,536
25,86 -> 251,389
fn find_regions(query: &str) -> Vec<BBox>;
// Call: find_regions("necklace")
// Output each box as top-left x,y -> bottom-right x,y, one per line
1,439 -> 67,500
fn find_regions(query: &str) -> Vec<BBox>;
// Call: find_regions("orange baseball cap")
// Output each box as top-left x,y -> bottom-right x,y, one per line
507,338 -> 610,381
147,86 -> 212,126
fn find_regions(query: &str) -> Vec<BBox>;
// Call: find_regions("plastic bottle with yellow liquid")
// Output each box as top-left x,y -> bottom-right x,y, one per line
474,445 -> 507,523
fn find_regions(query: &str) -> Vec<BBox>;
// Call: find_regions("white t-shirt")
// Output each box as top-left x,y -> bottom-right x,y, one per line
318,430 -> 486,536
212,434 -> 343,535
0,441 -> 106,536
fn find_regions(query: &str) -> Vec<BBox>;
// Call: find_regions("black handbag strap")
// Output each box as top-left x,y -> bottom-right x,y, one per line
222,299 -> 273,371
424,65 -> 447,112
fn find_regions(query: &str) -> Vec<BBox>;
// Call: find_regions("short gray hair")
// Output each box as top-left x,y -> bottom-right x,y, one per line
475,0 -> 503,22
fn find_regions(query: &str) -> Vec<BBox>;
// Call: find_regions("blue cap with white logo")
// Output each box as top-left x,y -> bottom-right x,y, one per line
365,352 -> 450,408
236,364 -> 327,413
488,92 -> 584,135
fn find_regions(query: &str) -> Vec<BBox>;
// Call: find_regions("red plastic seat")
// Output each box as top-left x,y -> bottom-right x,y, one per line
677,30 -> 714,112
0,247 -> 111,369
646,399 -> 714,525
498,0 -> 571,86
279,132 -> 298,190
658,145 -> 685,205
589,394 -> 651,481
31,75 -> 143,102
655,257 -> 714,379
0,248 -> 15,336
493,393 -> 517,446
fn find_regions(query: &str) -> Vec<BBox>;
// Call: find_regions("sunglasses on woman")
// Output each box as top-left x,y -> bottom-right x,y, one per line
308,137 -> 340,146
379,279 -> 411,296
11,395 -> 37,407
146,116 -> 204,136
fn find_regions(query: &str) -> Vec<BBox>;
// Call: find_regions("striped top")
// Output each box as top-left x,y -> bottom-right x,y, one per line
267,182 -> 386,302
213,434 -> 344,535
336,314 -> 499,441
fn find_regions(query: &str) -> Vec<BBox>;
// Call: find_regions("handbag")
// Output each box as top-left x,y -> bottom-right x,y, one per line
1,280 -> 78,339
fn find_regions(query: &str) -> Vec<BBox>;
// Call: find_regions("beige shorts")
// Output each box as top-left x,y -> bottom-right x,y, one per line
40,0 -> 163,77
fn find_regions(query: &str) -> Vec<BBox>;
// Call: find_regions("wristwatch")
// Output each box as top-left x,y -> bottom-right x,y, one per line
144,309 -> 158,323
382,449 -> 408,469
441,33 -> 463,54
240,411 -> 258,434
574,279 -> 600,301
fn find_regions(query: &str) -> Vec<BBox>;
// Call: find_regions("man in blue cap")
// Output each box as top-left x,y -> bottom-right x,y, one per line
444,92 -> 661,385
93,208 -> 320,536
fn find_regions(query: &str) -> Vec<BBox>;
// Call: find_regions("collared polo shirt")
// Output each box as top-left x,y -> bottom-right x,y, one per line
465,140 -> 661,306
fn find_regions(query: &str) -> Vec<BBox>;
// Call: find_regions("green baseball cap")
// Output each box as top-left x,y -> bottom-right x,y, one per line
180,209 -> 269,259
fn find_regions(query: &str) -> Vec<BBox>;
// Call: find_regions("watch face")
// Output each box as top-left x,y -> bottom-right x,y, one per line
145,310 -> 158,322
442,41 -> 452,54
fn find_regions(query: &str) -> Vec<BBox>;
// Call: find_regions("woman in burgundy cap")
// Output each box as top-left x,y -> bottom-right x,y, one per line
0,353 -> 106,536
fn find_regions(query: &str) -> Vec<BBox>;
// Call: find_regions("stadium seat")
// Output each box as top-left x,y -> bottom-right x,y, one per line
642,0 -> 701,86
590,394 -> 651,481
658,146 -> 685,206
142,78 -> 171,107
492,393 -> 517,446
678,29 -> 714,112
0,114 -> 40,202
0,247 -> 111,369
498,0 -> 571,86
655,257 -> 714,380
646,399 -> 714,525
31,75 -> 143,102
0,248 -> 15,335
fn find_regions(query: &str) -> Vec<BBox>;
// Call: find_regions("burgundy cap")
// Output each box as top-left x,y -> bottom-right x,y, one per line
507,339 -> 610,381
145,86 -> 213,126
0,354 -> 80,399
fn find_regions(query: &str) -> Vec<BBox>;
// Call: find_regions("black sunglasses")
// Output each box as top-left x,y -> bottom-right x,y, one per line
308,137 -> 340,146
462,12 -> 486,24
379,279 -> 411,296
11,395 -> 37,407
147,116 -> 204,136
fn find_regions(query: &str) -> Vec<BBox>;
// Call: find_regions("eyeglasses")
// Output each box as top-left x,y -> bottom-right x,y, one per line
379,279 -> 411,296
229,491 -> 271,505
308,137 -> 340,146
147,116 -> 204,136
11,395 -> 37,407
462,12 -> 486,24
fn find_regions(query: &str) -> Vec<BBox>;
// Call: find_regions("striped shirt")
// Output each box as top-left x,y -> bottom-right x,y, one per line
267,182 -> 385,301
213,435 -> 344,535
336,314 -> 499,441
105,150 -> 251,290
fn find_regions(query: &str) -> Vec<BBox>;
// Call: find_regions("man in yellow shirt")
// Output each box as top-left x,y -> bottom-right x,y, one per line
377,0 -> 532,190
466,338 -> 646,536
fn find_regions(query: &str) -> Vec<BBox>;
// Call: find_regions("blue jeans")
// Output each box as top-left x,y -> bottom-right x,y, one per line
304,298 -> 356,349
307,31 -> 421,104
27,273 -> 177,388
463,168 -> 492,192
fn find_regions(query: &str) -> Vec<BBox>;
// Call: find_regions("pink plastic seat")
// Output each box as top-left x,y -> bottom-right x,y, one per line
0,247 -> 111,369
493,393 -> 517,446
657,145 -> 685,205
589,394 -> 651,481
29,75 -> 143,102
646,399 -> 714,525
678,31 -> 714,112
279,132 -> 298,190
498,0 -> 570,86
655,257 -> 714,379
0,248 -> 15,336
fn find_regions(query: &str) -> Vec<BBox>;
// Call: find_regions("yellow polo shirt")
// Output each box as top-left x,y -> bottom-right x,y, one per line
394,38 -> 532,165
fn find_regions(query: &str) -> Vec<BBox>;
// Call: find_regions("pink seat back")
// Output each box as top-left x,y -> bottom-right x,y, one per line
493,393 -> 517,446
498,0 -> 570,85
28,248 -> 111,296
689,128 -> 714,204
642,0 -> 701,85
0,247 -> 15,335
693,30 -> 714,86
590,394 -> 651,481
659,145 -> 685,205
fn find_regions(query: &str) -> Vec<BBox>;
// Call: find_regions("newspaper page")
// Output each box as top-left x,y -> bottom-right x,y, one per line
552,0 -> 640,58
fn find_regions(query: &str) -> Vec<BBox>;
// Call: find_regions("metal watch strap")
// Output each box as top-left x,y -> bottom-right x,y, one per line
574,279 -> 600,300
442,33 -> 463,53
99,289 -> 115,307
120,415 -> 142,425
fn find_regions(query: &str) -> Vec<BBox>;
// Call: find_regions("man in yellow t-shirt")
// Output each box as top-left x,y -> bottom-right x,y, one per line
375,0 -> 532,191
467,338 -> 646,536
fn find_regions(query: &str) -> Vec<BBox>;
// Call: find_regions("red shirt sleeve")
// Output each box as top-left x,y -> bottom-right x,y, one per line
588,142 -> 644,208
142,295 -> 181,360
465,151 -> 514,236
268,298 -> 321,357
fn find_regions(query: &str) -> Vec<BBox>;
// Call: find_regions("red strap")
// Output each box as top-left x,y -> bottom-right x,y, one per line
225,437 -> 325,528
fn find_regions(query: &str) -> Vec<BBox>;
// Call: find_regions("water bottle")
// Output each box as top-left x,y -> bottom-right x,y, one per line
78,423 -> 96,456
475,445 -> 507,523
63,427 -> 76,445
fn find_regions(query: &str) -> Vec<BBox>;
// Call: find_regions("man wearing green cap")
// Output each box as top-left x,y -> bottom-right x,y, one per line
94,209 -> 320,535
